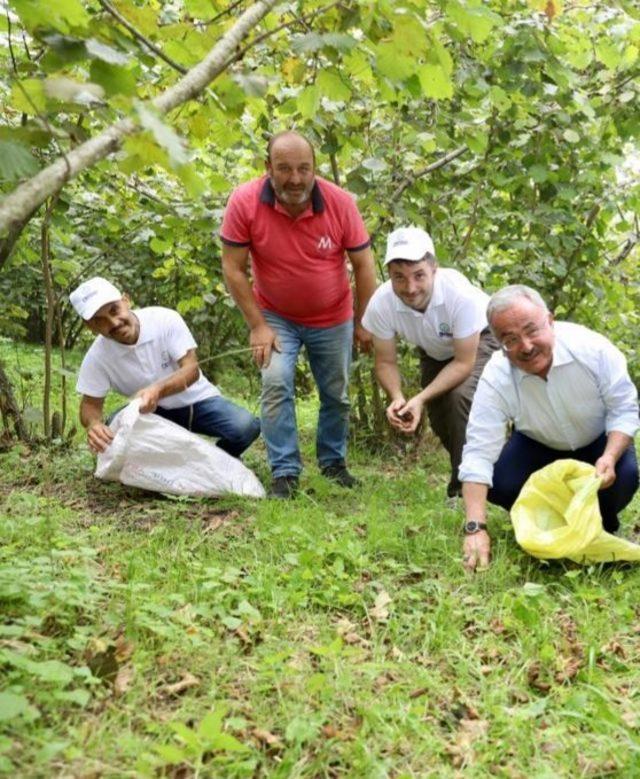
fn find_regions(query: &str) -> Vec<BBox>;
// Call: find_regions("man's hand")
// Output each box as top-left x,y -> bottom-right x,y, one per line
595,453 -> 617,489
386,398 -> 407,431
463,530 -> 491,572
135,385 -> 161,414
354,323 -> 373,354
250,323 -> 280,368
87,422 -> 114,454
386,395 -> 424,434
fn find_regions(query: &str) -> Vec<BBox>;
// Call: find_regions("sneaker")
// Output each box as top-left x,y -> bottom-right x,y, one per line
269,475 -> 299,499
321,464 -> 359,488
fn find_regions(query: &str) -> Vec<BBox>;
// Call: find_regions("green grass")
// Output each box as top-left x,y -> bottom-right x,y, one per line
2,343 -> 640,776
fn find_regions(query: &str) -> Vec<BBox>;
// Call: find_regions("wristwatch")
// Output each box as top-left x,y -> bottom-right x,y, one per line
463,519 -> 488,535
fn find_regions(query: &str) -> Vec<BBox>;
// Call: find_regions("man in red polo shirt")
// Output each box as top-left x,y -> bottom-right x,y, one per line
221,131 -> 376,498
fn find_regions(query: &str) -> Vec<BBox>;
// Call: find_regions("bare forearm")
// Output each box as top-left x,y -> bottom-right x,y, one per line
417,358 -> 473,405
80,398 -> 104,429
603,430 -> 633,463
462,481 -> 489,521
222,265 -> 266,329
353,262 -> 378,322
153,364 -> 199,400
375,359 -> 404,401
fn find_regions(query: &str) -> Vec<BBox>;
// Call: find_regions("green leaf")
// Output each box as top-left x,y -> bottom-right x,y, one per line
375,43 -> 415,82
197,708 -> 226,741
362,158 -> 387,172
170,721 -> 201,750
446,1 -> 501,43
11,0 -> 90,34
563,128 -> 580,143
392,15 -> 428,56
596,41 -> 621,69
176,163 -> 206,198
10,79 -> 47,114
27,659 -> 76,684
291,32 -> 326,54
317,69 -> 352,102
149,237 -> 170,254
155,744 -> 187,764
0,692 -> 38,722
53,689 -> 90,706
135,103 -> 188,166
297,84 -> 320,119
0,140 -> 39,182
185,0 -> 216,19
89,61 -> 137,97
418,64 -> 453,99
231,73 -> 269,98
209,732 -> 247,752
85,38 -> 130,66
529,164 -> 548,183
321,33 -> 357,52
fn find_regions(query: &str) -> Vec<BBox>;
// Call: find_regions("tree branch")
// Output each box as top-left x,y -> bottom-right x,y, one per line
390,146 -> 467,202
222,0 -> 344,69
0,0 -> 281,264
97,0 -> 188,75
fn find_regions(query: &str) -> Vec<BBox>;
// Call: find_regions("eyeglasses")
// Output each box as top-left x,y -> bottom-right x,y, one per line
500,319 -> 549,352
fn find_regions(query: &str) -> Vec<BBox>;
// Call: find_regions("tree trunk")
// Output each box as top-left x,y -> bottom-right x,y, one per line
0,359 -> 28,442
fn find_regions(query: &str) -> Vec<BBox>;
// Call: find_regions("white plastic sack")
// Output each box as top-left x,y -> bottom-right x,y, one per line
95,399 -> 265,498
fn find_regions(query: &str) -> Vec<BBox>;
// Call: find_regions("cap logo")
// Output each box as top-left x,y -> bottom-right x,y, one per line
82,290 -> 98,302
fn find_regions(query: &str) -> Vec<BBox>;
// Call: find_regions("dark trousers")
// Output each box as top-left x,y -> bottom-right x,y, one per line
488,431 -> 639,533
419,330 -> 499,496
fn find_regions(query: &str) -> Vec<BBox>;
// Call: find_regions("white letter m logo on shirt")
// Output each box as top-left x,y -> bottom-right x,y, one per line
317,235 -> 334,250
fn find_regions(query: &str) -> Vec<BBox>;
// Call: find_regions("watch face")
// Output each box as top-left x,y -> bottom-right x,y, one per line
465,521 -> 479,534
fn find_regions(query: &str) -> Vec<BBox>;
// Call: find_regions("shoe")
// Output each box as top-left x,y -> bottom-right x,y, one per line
321,464 -> 359,488
269,475 -> 299,499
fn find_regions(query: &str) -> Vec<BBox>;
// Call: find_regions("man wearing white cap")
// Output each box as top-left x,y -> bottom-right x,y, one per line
362,227 -> 497,498
70,277 -> 260,456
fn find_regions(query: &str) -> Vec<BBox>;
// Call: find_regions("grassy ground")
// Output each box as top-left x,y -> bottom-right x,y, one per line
2,345 -> 640,777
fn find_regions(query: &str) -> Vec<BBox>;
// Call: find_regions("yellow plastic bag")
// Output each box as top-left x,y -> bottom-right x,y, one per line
510,459 -> 640,564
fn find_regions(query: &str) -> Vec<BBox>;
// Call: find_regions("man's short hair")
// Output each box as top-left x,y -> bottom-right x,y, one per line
487,284 -> 549,329
266,131 -> 315,164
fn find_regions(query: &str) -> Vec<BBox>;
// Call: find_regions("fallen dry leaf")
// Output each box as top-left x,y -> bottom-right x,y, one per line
252,728 -> 283,750
527,662 -> 551,693
371,590 -> 392,621
601,639 -> 626,659
114,665 -> 134,696
446,718 -> 490,768
161,672 -> 200,697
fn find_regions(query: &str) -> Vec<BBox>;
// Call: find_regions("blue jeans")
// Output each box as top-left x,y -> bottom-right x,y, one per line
261,310 -> 353,477
488,431 -> 639,533
154,396 -> 260,459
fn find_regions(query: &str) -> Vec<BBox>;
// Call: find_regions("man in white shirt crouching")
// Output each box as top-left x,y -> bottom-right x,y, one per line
460,284 -> 639,571
71,277 -> 260,457
362,226 -> 498,498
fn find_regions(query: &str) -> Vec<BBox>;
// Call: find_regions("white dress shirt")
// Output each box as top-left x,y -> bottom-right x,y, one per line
362,269 -> 489,361
459,321 -> 639,486
77,307 -> 219,409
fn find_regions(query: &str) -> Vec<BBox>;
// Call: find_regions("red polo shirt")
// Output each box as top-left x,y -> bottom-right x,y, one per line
220,175 -> 370,327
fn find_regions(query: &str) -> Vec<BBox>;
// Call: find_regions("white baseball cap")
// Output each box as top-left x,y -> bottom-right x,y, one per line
384,226 -> 436,266
69,277 -> 122,320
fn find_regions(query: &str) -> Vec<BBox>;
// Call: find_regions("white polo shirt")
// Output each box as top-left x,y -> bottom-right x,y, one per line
459,321 -> 640,486
362,268 -> 489,361
76,307 -> 219,409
